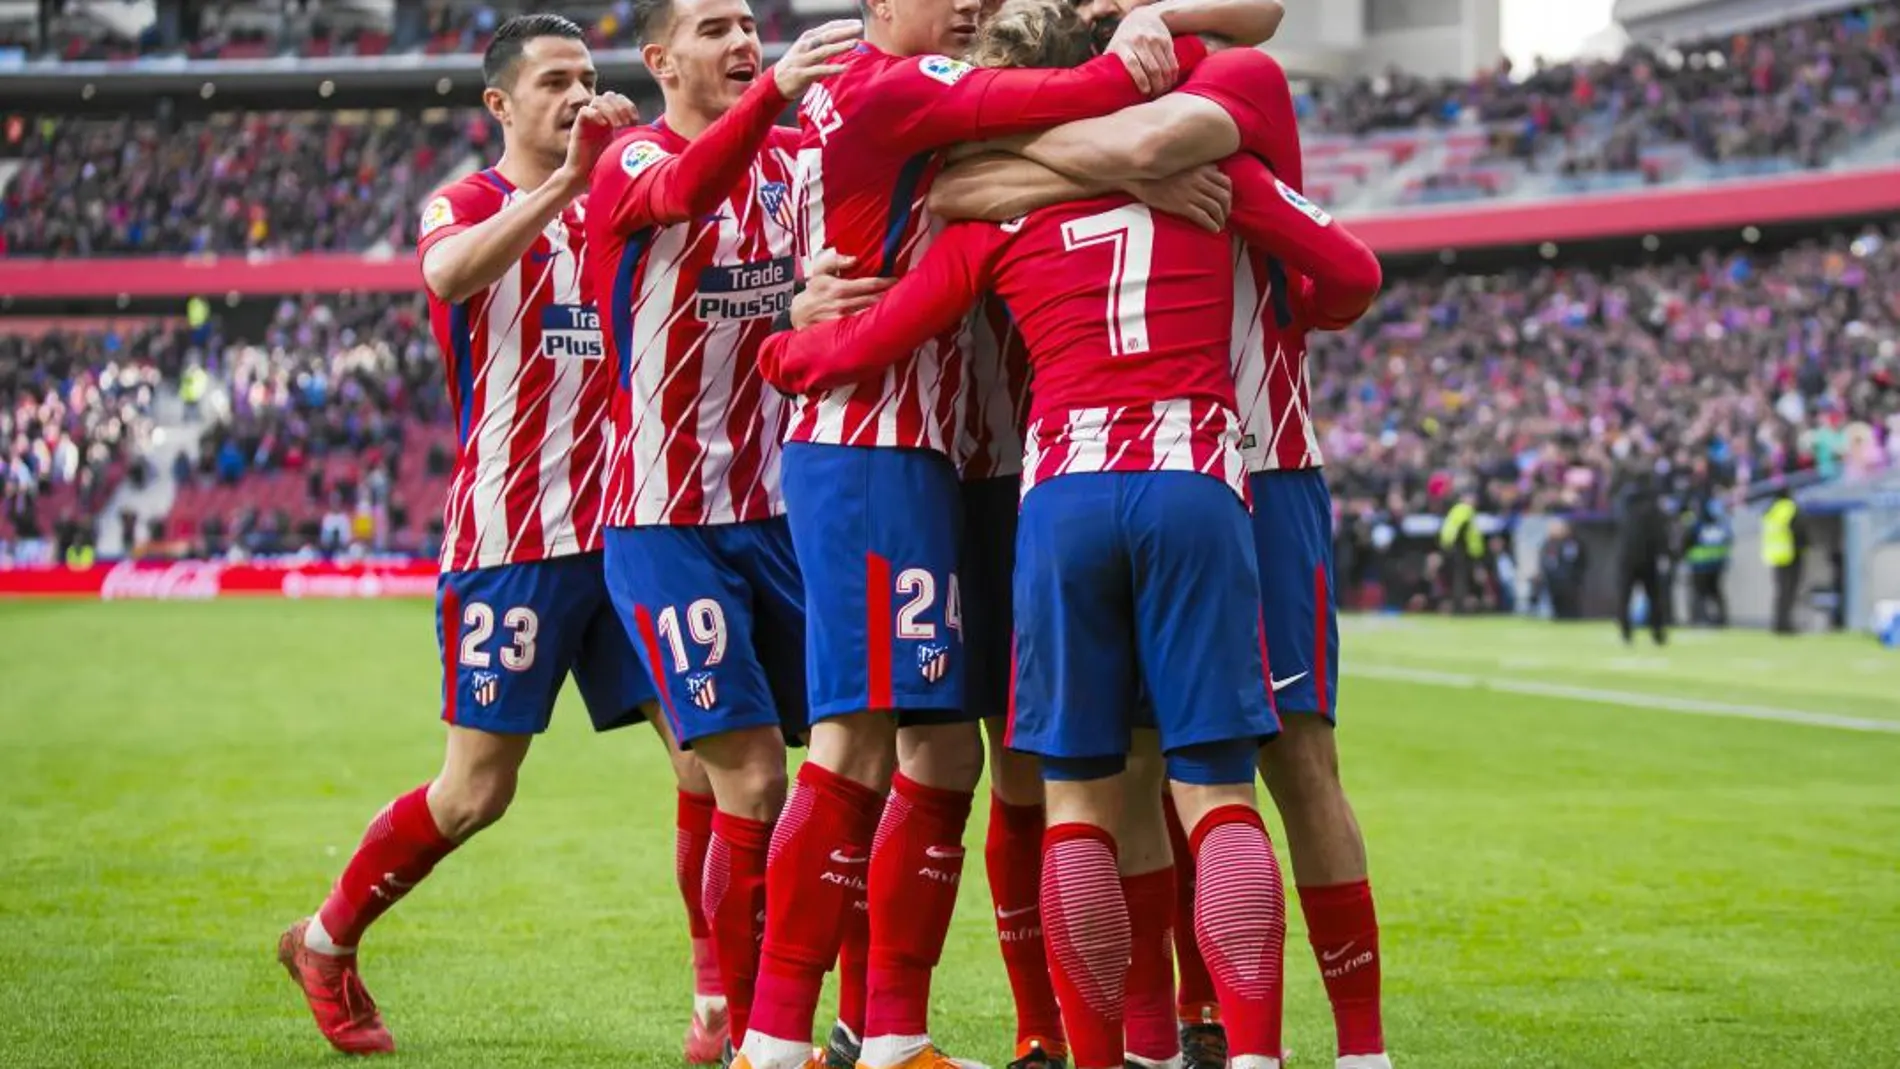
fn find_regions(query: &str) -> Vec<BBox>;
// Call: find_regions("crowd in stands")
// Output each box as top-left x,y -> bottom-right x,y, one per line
1,325 -> 169,563
166,292 -> 451,561
1,110 -> 481,257
6,5 -> 1897,254
0,0 -> 804,61
1316,223 -> 1900,528
4,219 -> 1894,567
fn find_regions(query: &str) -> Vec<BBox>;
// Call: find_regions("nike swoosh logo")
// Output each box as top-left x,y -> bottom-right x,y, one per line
829,850 -> 868,865
1271,671 -> 1309,693
995,905 -> 1037,920
1321,941 -> 1356,963
924,845 -> 966,860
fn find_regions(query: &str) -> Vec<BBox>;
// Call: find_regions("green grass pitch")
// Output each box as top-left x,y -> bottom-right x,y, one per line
2,600 -> 1897,1067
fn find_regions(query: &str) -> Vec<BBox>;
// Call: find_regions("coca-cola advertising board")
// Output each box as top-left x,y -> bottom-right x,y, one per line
0,560 -> 439,600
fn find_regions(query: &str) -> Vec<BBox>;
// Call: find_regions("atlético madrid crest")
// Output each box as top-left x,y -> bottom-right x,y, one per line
917,644 -> 950,683
687,671 -> 718,710
472,671 -> 500,708
759,181 -> 794,231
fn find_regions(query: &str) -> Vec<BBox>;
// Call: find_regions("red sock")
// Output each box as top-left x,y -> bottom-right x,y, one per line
677,790 -> 721,998
1123,867 -> 1178,1063
865,772 -> 974,1040
1301,879 -> 1385,1057
749,763 -> 883,1045
987,798 -> 1066,1052
317,783 -> 457,947
705,810 -> 771,1044
1187,806 -> 1286,1061
1164,794 -> 1218,1023
837,796 -> 881,1037
1041,823 -> 1127,1069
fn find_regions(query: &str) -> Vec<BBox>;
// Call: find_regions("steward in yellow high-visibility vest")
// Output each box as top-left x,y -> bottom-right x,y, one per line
1439,495 -> 1485,612
1764,493 -> 1802,634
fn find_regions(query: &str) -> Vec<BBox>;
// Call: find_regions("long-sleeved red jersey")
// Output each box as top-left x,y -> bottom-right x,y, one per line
761,153 -> 1377,500
586,74 -> 801,528
783,38 -> 1206,456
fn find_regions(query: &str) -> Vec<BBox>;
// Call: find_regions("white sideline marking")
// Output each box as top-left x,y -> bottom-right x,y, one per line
1350,664 -> 1900,735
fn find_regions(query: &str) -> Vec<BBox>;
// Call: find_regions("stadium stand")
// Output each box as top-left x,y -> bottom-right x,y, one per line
5,3 -> 1895,233
0,0 -> 1896,623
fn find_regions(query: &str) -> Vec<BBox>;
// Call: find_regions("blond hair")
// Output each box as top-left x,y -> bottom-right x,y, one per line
968,0 -> 1095,70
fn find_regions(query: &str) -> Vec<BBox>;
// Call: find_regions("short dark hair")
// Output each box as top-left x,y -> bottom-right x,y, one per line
483,13 -> 587,89
631,0 -> 676,44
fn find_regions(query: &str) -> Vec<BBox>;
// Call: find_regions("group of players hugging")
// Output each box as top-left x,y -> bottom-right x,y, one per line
274,1 -> 1391,1067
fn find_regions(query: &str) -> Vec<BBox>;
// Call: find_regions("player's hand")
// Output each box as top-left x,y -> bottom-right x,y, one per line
561,91 -> 640,191
774,19 -> 862,100
792,250 -> 894,328
1107,8 -> 1177,96
1127,165 -> 1231,232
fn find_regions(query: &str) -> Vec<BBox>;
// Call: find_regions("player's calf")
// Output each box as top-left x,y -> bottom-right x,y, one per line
985,717 -> 1066,1065
1258,719 -> 1385,1066
1041,762 -> 1130,1069
1171,750 -> 1287,1069
1119,739 -> 1177,1068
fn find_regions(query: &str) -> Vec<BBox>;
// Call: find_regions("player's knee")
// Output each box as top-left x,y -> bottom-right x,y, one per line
670,749 -> 714,796
1260,715 -> 1341,797
987,739 -> 1045,807
810,711 -> 897,791
428,770 -> 518,840
692,727 -> 790,819
897,719 -> 985,791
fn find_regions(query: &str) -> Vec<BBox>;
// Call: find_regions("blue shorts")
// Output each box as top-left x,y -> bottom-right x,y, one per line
1250,469 -> 1339,720
781,442 -> 966,722
1008,472 -> 1279,770
436,552 -> 658,735
602,518 -> 809,748
961,475 -> 1019,722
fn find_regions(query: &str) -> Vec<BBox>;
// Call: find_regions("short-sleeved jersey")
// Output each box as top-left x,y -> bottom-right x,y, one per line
420,167 -> 610,571
588,78 -> 802,528
958,297 -> 1030,482
765,194 -> 1248,501
1182,48 -> 1321,473
786,40 -> 1203,455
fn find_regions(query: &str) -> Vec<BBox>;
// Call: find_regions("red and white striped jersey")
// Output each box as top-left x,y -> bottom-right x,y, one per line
759,194 -> 1248,502
957,297 -> 1030,482
1180,47 -> 1325,473
587,78 -> 803,527
1232,254 -> 1321,472
419,167 -> 609,572
788,41 -> 1192,454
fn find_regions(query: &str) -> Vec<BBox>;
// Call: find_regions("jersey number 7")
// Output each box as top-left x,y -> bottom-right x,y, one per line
1060,204 -> 1156,358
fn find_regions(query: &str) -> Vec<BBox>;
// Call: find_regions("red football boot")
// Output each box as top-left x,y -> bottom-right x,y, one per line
277,919 -> 396,1055
685,1000 -> 731,1065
